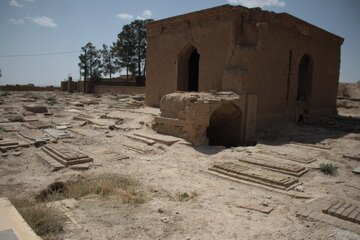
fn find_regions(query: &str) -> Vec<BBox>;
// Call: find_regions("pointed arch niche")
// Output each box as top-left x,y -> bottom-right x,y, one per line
177,44 -> 200,91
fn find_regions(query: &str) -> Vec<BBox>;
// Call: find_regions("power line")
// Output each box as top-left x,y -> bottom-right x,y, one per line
0,50 -> 81,58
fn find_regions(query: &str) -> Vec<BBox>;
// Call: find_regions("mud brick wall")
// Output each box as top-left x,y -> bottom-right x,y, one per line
145,5 -> 343,130
154,92 -> 256,146
94,85 -> 146,95
0,85 -> 60,91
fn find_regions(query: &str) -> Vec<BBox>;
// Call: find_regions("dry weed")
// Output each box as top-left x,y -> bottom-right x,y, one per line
175,191 -> 198,202
9,196 -> 64,240
37,173 -> 146,204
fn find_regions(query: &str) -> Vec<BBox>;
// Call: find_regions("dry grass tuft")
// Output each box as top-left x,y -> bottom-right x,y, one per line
37,173 -> 146,204
175,191 -> 198,202
9,196 -> 64,240
18,205 -> 64,239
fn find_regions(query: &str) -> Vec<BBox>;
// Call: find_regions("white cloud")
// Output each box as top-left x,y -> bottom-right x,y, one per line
116,13 -> 134,20
9,0 -> 24,7
24,0 -> 35,2
227,0 -> 286,8
142,10 -> 153,19
9,18 -> 24,24
26,16 -> 57,28
137,10 -> 153,20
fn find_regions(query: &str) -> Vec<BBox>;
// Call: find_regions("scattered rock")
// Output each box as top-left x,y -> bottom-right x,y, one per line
8,114 -> 24,122
70,101 -> 84,107
23,104 -> 48,113
160,217 -> 169,223
132,94 -> 145,101
295,186 -> 304,192
353,167 -> 360,174
157,208 -> 163,213
34,138 -> 47,148
13,151 -> 23,156
1,153 -> 9,157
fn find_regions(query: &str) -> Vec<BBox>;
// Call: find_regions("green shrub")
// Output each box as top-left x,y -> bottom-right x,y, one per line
319,163 -> 337,175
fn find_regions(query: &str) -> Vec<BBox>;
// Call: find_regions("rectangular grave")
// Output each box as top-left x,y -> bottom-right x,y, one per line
256,150 -> 315,164
23,121 -> 52,129
41,144 -> 93,166
19,130 -> 49,141
296,196 -> 360,234
239,153 -> 308,177
209,162 -> 298,190
44,128 -> 72,139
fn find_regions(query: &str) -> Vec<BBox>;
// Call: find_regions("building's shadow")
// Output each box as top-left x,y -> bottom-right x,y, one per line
258,115 -> 360,146
190,115 -> 360,154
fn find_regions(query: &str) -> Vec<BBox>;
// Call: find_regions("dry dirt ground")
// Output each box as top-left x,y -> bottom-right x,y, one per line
0,84 -> 360,240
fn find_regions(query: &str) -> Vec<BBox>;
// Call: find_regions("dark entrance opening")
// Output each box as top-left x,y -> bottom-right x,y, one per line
188,49 -> 199,91
296,54 -> 313,121
207,104 -> 242,148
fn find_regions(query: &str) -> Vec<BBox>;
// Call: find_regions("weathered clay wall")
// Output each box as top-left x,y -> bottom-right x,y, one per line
226,11 -> 342,128
0,85 -> 60,91
146,5 -> 343,130
94,85 -> 146,95
154,92 -> 256,145
146,6 -> 247,106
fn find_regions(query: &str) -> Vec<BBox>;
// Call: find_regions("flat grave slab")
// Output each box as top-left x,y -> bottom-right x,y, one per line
44,128 -> 73,139
209,162 -> 299,190
19,130 -> 49,141
68,127 -> 103,137
0,123 -> 21,132
0,139 -> 30,152
238,153 -> 308,177
133,132 -> 179,146
41,144 -> 93,166
23,121 -> 52,129
256,150 -> 315,164
296,196 -> 360,234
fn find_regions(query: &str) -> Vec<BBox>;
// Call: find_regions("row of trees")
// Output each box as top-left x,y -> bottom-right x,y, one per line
78,19 -> 152,84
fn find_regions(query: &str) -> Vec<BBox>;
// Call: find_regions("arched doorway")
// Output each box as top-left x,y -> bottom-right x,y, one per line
188,49 -> 199,91
296,54 -> 313,121
177,45 -> 200,91
207,104 -> 242,147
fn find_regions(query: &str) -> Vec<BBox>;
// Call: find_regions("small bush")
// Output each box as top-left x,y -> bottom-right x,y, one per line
37,174 -> 146,204
9,197 -> 64,239
18,205 -> 64,238
319,163 -> 337,175
175,191 -> 198,202
0,92 -> 10,97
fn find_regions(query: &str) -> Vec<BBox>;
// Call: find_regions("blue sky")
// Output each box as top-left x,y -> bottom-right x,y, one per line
0,0 -> 359,86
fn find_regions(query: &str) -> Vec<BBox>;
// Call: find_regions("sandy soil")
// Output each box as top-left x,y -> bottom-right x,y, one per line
0,87 -> 360,240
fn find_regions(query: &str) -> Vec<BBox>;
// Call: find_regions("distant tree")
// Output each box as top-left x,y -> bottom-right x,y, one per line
0,68 -> 2,78
78,42 -> 102,81
100,44 -> 118,79
114,19 -> 153,83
